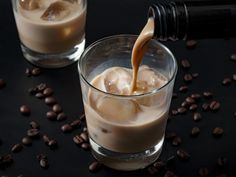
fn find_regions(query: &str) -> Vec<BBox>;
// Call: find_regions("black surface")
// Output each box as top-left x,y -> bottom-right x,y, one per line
1,0 -> 236,177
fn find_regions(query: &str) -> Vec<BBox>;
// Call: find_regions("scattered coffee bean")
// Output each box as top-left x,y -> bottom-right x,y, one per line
45,96 -> 57,105
202,103 -> 210,111
11,143 -> 23,153
31,68 -> 41,76
70,119 -> 81,128
0,79 -> 6,89
191,93 -> 201,101
184,74 -> 193,83
30,121 -> 40,129
35,92 -> 44,99
198,167 -> 209,176
186,97 -> 195,104
177,107 -> 187,114
81,143 -> 90,150
61,124 -> 73,133
22,137 -> 32,146
165,170 -> 178,177
0,154 -> 13,169
42,135 -> 50,144
181,59 -> 191,69
209,101 -> 221,111
171,109 -> 178,116
191,127 -> 200,137
80,132 -> 89,142
57,112 -> 67,121
172,137 -> 182,146
46,111 -> 57,120
193,112 -> 202,121
52,104 -> 63,113
176,149 -> 190,160
20,105 -> 31,116
222,78 -> 232,86
37,154 -> 48,169
43,88 -> 53,96
203,92 -> 213,99
37,83 -> 47,92
217,157 -> 227,167
27,129 -> 40,138
25,68 -> 31,77
73,135 -> 84,145
147,166 -> 158,175
181,101 -> 190,108
192,72 -> 199,78
189,104 -> 198,111
153,161 -> 166,169
28,87 -> 38,95
186,40 -> 197,49
212,127 -> 224,137
48,139 -> 58,150
230,53 -> 236,61
233,73 -> 236,81
165,132 -> 177,140
89,161 -> 101,172
179,85 -> 188,93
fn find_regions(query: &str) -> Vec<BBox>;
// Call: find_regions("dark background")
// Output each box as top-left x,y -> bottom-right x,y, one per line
1,0 -> 236,176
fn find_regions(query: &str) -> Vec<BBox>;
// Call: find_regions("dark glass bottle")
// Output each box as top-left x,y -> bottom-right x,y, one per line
149,0 -> 236,40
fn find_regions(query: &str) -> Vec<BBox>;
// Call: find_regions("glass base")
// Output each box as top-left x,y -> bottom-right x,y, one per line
21,39 -> 85,68
90,137 -> 164,171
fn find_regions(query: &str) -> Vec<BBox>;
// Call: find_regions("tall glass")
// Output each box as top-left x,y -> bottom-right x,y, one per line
78,35 -> 177,171
12,0 -> 87,68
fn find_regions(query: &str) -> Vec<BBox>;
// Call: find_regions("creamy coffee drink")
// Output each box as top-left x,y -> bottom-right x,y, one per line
14,0 -> 86,54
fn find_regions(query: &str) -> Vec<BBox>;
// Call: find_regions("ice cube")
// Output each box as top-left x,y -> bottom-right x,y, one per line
63,0 -> 78,3
96,97 -> 138,123
41,1 -> 72,21
19,0 -> 41,10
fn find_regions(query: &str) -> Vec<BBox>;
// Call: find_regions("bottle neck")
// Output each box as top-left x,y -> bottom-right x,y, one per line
149,1 -> 236,40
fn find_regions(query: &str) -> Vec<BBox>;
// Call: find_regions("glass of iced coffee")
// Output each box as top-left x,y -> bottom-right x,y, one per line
12,0 -> 87,68
78,35 -> 177,171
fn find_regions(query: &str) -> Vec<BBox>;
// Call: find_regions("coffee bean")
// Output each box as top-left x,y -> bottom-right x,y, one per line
20,105 -> 31,116
43,88 -> 54,96
69,120 -> 81,129
191,127 -> 200,137
80,132 -> 89,142
0,154 -> 13,169
57,112 -> 67,121
192,72 -> 199,78
30,121 -> 40,129
216,174 -> 227,177
189,104 -> 198,111
25,68 -> 31,77
181,59 -> 191,69
198,167 -> 209,176
42,135 -> 50,144
202,103 -> 210,111
176,149 -> 190,160
81,143 -> 90,150
46,111 -> 57,121
186,40 -> 197,49
27,129 -> 40,138
177,107 -> 187,114
36,154 -> 47,161
165,132 -> 177,140
191,93 -> 201,101
52,104 -> 63,113
11,143 -> 23,153
61,124 -> 73,133
153,161 -> 166,169
233,73 -> 236,81
222,78 -> 232,86
179,85 -> 188,93
147,166 -> 158,175
186,97 -> 195,104
165,170 -> 178,177
37,83 -> 47,92
212,127 -> 224,137
89,161 -> 101,172
181,101 -> 190,108
35,92 -> 44,99
0,79 -> 6,89
73,135 -> 84,145
209,101 -> 221,111
171,109 -> 178,116
193,112 -> 202,121
230,53 -> 236,61
31,68 -> 41,76
22,137 -> 32,146
172,137 -> 182,146
28,87 -> 38,95
217,157 -> 227,167
48,139 -> 58,150
40,159 -> 48,169
184,74 -> 193,83
45,97 -> 57,105
203,92 -> 213,99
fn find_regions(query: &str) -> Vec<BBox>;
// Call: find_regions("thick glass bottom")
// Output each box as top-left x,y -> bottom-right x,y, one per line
21,39 -> 85,68
90,137 -> 164,171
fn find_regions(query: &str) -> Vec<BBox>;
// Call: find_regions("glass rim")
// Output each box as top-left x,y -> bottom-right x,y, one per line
78,34 -> 178,99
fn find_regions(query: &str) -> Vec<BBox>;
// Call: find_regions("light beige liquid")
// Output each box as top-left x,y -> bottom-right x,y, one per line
85,18 -> 170,154
14,0 -> 86,53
